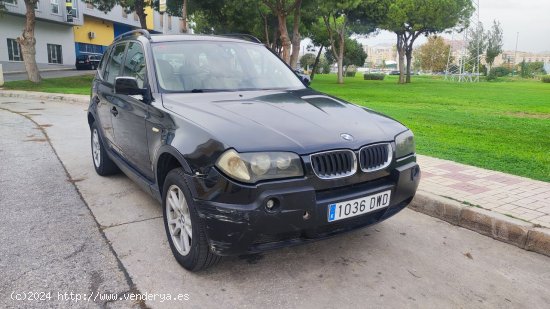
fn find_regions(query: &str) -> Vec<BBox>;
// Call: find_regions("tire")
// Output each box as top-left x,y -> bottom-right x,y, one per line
162,168 -> 221,271
91,64 -> 96,70
90,122 -> 119,176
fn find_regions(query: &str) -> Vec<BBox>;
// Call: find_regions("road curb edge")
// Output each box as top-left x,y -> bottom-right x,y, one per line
409,191 -> 550,257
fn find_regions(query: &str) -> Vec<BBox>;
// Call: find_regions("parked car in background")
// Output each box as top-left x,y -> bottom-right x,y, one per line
87,30 -> 420,271
76,54 -> 101,70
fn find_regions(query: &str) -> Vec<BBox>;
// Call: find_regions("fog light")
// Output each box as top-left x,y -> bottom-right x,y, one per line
265,198 -> 279,212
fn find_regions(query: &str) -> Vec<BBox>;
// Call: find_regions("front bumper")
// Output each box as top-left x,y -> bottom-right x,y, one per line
189,160 -> 420,256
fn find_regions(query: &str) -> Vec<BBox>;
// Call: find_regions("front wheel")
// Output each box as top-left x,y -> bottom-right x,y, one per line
90,122 -> 119,176
163,168 -> 220,271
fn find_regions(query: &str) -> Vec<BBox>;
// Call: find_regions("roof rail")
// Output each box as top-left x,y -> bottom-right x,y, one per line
221,33 -> 262,44
114,29 -> 151,42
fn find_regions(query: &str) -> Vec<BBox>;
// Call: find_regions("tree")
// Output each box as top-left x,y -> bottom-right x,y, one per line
416,36 -> 452,72
306,15 -> 331,80
299,53 -> 316,70
17,0 -> 41,82
378,0 -> 474,83
325,37 -> 367,68
262,0 -> 302,64
485,20 -> 503,76
88,0 -> 151,29
467,21 -> 486,72
317,0 -> 362,84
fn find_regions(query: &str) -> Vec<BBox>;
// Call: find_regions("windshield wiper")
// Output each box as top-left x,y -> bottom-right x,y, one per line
189,89 -> 232,93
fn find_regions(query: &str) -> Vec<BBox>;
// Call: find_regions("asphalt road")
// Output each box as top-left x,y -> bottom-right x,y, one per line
1,96 -> 550,308
0,109 -> 138,308
3,70 -> 95,82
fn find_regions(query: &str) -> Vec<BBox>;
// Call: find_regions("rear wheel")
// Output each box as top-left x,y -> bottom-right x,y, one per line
163,168 -> 221,271
90,122 -> 119,176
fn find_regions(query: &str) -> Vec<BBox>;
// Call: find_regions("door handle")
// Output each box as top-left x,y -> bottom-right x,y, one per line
111,107 -> 118,117
92,96 -> 100,105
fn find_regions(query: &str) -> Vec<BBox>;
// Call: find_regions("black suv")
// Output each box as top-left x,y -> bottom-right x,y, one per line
76,54 -> 102,70
88,30 -> 420,271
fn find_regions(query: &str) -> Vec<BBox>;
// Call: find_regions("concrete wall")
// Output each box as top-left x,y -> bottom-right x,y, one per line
0,14 -> 76,66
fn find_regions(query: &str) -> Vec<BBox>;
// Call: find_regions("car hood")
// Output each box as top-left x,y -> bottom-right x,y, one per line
161,89 -> 407,154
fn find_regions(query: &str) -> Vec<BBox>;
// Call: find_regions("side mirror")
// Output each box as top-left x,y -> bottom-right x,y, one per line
295,71 -> 311,87
114,77 -> 146,96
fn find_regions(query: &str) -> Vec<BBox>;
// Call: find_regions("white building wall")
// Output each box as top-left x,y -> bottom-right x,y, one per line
0,14 -> 76,65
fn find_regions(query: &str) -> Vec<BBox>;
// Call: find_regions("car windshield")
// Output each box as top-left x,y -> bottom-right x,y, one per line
151,41 -> 305,92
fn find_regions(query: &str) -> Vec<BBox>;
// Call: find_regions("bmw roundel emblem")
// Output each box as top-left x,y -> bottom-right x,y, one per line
340,133 -> 354,141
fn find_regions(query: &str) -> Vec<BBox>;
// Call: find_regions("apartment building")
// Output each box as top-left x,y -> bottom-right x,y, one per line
1,0 -> 181,66
0,0 -> 80,66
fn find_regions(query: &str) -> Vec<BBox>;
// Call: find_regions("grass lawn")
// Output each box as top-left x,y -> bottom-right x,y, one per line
3,75 -> 94,95
312,74 -> 550,182
3,73 -> 548,181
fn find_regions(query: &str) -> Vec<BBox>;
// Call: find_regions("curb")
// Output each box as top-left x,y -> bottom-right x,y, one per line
409,191 -> 550,257
0,90 -> 88,104
3,68 -> 75,75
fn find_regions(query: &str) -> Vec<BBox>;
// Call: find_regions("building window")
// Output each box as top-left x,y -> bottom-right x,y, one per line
160,13 -> 163,27
167,15 -> 171,30
50,0 -> 59,14
70,0 -> 78,18
34,0 -> 39,10
7,39 -> 23,61
78,42 -> 103,54
4,0 -> 17,5
47,44 -> 63,64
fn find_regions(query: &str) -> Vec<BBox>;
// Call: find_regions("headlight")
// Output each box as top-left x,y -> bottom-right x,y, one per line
395,130 -> 415,158
216,150 -> 304,183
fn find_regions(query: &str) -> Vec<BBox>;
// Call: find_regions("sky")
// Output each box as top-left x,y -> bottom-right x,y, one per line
357,0 -> 550,53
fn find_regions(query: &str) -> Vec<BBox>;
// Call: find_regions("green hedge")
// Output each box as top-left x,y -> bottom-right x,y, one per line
363,73 -> 385,81
542,76 -> 550,83
346,71 -> 357,77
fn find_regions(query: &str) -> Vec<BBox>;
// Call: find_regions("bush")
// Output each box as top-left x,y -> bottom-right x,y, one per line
345,65 -> 357,77
492,66 -> 511,77
542,76 -> 550,83
363,73 -> 385,81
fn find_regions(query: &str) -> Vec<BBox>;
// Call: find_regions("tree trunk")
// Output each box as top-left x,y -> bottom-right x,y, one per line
396,35 -> 405,84
289,0 -> 302,69
337,35 -> 345,84
405,48 -> 412,83
18,0 -> 41,83
180,0 -> 188,33
135,0 -> 148,29
310,45 -> 323,80
262,13 -> 270,47
271,26 -> 278,51
277,13 -> 291,64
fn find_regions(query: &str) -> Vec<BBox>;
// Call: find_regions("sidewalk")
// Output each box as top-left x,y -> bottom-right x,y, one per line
0,61 -> 74,74
418,155 -> 550,227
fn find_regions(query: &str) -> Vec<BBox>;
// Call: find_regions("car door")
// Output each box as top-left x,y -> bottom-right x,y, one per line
110,41 -> 154,180
95,43 -> 127,148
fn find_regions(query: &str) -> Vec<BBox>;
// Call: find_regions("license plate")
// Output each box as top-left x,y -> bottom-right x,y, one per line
328,190 -> 391,222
